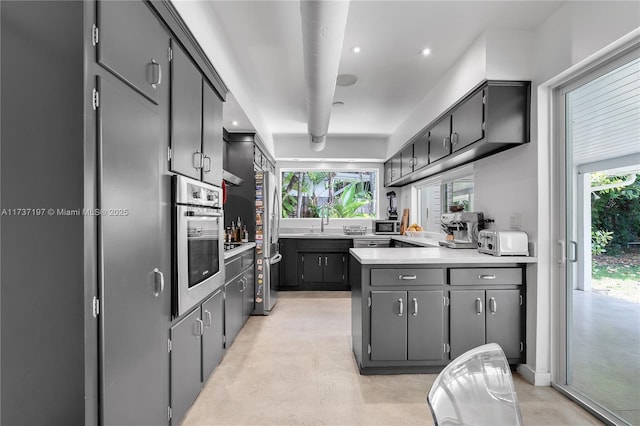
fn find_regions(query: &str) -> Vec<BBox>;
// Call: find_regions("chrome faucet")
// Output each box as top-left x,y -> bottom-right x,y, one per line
320,204 -> 331,233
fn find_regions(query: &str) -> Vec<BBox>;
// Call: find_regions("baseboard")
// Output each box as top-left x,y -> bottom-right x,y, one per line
518,364 -> 551,386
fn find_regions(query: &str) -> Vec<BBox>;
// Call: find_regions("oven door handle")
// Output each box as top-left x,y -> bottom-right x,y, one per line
184,211 -> 222,218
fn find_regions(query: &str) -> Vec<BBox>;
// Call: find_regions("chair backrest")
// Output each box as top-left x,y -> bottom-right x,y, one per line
427,343 -> 523,426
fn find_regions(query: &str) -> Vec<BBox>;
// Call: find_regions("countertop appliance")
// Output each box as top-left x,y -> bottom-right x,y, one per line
254,170 -> 281,315
173,175 -> 224,317
386,191 -> 398,220
439,212 -> 484,249
477,230 -> 529,256
373,220 -> 401,235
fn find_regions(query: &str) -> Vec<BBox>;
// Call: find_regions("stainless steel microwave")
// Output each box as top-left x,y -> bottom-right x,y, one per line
373,220 -> 401,235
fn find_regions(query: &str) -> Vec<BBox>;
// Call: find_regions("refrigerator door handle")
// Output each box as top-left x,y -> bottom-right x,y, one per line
269,253 -> 282,265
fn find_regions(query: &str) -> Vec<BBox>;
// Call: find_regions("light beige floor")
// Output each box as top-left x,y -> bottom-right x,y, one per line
183,291 -> 602,426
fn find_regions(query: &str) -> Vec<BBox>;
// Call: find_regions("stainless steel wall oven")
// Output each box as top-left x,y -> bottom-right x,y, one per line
173,175 -> 224,316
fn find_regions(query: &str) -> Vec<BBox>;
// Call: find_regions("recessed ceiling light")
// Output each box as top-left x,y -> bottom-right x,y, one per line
231,121 -> 239,126
352,46 -> 361,54
336,74 -> 358,87
420,48 -> 432,57
332,101 -> 345,108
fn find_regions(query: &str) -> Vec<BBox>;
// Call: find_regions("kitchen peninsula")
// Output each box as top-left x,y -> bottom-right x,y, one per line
349,245 -> 536,375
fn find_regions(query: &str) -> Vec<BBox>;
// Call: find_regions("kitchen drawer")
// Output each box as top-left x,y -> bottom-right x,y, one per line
449,268 -> 522,285
371,268 -> 444,286
241,250 -> 254,269
353,239 -> 391,248
225,256 -> 242,281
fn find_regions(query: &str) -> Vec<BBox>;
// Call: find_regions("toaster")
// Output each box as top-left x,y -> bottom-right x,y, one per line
477,230 -> 529,256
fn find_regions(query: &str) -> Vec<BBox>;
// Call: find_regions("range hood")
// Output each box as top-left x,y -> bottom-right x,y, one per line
223,169 -> 243,186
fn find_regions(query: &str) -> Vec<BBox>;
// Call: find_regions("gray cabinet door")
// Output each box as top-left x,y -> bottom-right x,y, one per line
449,290 -> 486,359
408,291 -> 445,361
486,290 -> 522,359
451,90 -> 484,152
429,116 -> 451,163
170,40 -> 202,179
97,0 -> 169,104
400,144 -> 414,177
202,290 -> 224,382
323,253 -> 346,284
413,131 -> 429,171
384,160 -> 393,185
201,80 -> 223,186
242,266 -> 255,322
390,154 -> 401,182
170,308 -> 202,426
301,252 -> 324,283
370,291 -> 407,361
99,76 -> 170,426
224,277 -> 243,348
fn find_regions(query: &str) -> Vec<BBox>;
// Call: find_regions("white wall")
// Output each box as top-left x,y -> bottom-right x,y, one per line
277,161 -> 385,234
273,134 -> 387,161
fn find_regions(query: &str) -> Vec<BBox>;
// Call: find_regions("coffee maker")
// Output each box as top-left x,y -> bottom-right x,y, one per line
386,191 -> 398,220
439,212 -> 485,249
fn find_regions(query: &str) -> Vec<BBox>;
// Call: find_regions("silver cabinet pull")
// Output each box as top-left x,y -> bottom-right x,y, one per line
476,298 -> 483,315
398,298 -> 404,316
443,136 -> 450,150
478,274 -> 496,280
324,256 -> 328,266
412,298 -> 418,316
152,268 -> 164,297
451,132 -> 459,146
318,256 -> 322,266
204,310 -> 212,327
367,242 -> 377,247
193,152 -> 204,169
398,274 -> 417,280
149,59 -> 162,88
489,297 -> 497,314
195,319 -> 204,337
203,155 -> 212,173
239,277 -> 246,292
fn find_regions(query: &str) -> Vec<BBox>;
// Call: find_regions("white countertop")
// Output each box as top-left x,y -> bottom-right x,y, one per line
223,242 -> 256,260
350,247 -> 537,265
280,232 -> 392,239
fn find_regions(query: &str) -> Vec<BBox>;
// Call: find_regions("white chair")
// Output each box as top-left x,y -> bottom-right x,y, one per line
427,343 -> 523,426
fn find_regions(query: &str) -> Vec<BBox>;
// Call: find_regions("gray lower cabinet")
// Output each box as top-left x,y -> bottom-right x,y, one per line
201,290 -> 224,381
224,275 -> 244,348
370,290 -> 445,362
224,249 -> 255,348
170,308 -> 203,426
299,252 -> 348,286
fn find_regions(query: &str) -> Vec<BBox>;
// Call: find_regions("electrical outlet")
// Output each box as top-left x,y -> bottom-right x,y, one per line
510,213 -> 522,230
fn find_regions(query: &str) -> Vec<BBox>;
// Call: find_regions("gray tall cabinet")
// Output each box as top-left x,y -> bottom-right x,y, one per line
0,1 -> 227,424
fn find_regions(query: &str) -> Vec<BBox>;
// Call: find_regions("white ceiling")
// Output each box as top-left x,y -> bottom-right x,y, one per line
212,1 -> 565,139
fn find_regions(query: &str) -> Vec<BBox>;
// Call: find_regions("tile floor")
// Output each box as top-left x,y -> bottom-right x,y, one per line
183,291 -> 603,425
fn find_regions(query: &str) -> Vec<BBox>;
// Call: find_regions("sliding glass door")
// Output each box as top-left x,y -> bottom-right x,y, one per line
558,50 -> 640,425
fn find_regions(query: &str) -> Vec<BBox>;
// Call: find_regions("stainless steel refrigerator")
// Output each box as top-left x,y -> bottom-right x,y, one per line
254,170 -> 281,315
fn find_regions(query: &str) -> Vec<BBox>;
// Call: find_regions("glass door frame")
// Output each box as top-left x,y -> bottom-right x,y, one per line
552,43 -> 640,426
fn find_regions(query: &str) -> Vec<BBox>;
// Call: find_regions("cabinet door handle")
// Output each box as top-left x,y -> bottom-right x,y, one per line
478,274 -> 496,280
412,298 -> 418,316
489,297 -> 497,314
325,256 -> 328,266
398,298 -> 404,316
367,242 -> 377,247
203,155 -> 212,173
476,298 -> 483,315
195,319 -> 204,337
152,268 -> 164,297
398,274 -> 417,280
318,256 -> 322,266
193,152 -> 204,169
149,59 -> 162,88
204,310 -> 212,327
451,132 -> 458,146
443,136 -> 450,150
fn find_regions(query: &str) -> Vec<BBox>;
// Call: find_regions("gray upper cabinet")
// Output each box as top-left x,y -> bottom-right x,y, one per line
451,90 -> 485,152
170,308 -> 203,426
384,154 -> 401,185
170,40 -> 203,180
202,80 -> 223,186
98,72 -> 171,426
97,0 -> 169,104
412,131 -> 429,171
400,144 -> 414,177
428,115 -> 451,163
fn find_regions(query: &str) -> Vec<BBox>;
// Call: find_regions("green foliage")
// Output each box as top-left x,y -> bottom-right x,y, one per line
591,230 -> 613,255
591,173 -> 640,253
330,181 -> 373,218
